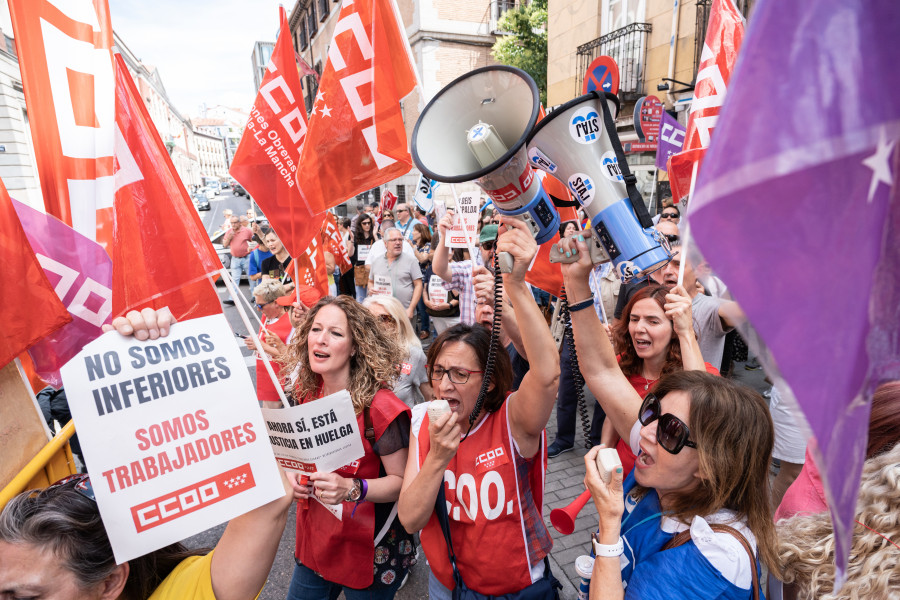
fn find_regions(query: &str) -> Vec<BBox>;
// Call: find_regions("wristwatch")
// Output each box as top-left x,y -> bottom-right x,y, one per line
591,532 -> 624,557
345,478 -> 362,502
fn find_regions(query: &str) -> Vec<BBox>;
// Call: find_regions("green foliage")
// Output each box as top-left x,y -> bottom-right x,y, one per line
491,0 -> 548,105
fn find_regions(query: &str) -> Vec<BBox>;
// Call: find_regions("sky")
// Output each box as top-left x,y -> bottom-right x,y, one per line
1,0 -> 284,118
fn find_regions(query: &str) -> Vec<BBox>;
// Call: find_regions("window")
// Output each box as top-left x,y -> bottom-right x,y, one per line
396,185 -> 406,203
299,20 -> 308,51
308,2 -> 318,37
318,0 -> 329,21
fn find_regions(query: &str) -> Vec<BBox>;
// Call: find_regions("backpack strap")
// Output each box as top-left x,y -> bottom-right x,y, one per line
363,404 -> 376,443
663,523 -> 760,600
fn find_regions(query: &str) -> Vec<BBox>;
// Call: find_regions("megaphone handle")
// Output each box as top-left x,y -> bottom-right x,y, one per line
549,230 -> 609,265
497,252 -> 514,274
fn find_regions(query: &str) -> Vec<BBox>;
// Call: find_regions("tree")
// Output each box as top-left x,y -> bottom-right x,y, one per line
491,0 -> 548,105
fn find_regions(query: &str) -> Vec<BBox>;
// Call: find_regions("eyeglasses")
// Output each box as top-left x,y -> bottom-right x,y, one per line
388,238 -> 404,244
660,212 -> 680,220
638,393 -> 697,455
362,221 -> 372,226
377,314 -> 395,324
397,208 -> 409,213
481,241 -> 495,251
429,365 -> 484,384
663,233 -> 679,243
48,473 -> 95,502
256,300 -> 273,310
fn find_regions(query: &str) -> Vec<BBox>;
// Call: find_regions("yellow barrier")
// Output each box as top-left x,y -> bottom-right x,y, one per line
0,420 -> 77,510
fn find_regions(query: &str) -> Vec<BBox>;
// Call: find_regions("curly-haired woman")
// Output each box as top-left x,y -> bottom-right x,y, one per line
280,296 -> 416,600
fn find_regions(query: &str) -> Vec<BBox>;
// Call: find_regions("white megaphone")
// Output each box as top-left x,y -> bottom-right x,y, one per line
412,66 -> 561,259
527,91 -> 672,281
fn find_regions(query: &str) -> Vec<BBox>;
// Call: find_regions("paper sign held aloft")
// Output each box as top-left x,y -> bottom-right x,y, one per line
262,389 -> 364,474
447,191 -> 480,249
59,314 -> 285,564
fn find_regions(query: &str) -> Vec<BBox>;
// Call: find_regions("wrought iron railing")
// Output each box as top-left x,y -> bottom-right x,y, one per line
576,22 -> 651,100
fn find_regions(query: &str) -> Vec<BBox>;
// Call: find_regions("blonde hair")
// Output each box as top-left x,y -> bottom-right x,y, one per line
776,443 -> 900,599
254,280 -> 286,304
362,295 -> 421,352
279,296 -> 404,414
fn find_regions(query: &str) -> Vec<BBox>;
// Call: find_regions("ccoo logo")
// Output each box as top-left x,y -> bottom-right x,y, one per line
569,107 -> 601,144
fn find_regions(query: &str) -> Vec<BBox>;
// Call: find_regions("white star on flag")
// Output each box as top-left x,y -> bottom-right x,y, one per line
861,128 -> 897,203
319,104 -> 332,118
315,90 -> 325,105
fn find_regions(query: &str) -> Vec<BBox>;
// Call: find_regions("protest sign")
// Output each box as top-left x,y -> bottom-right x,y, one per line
261,390 -> 364,475
428,275 -> 449,304
59,314 -> 284,563
446,191 -> 480,249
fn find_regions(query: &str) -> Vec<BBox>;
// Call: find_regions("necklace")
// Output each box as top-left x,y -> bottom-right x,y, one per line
638,373 -> 659,390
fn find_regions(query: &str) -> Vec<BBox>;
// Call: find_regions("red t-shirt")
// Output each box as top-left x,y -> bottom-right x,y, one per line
616,360 -> 720,475
224,227 -> 253,257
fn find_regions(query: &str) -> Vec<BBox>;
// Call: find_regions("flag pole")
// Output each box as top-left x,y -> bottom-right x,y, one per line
220,267 -> 290,408
676,161 -> 699,287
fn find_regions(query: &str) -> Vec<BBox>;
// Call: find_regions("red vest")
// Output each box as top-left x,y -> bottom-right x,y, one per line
295,388 -> 410,588
417,401 -> 549,595
254,311 -> 293,402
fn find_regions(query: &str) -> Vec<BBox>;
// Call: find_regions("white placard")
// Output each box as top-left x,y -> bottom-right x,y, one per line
372,274 -> 392,296
447,191 -> 480,249
428,275 -> 449,304
357,244 -> 371,262
59,315 -> 284,563
261,390 -> 364,474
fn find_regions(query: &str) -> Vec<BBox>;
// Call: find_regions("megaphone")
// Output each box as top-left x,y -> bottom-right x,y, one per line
527,91 -> 672,281
412,66 -> 561,254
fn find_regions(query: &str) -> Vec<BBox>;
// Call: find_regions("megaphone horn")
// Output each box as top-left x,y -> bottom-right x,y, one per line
411,66 -> 560,247
527,91 -> 672,281
550,489 -> 592,535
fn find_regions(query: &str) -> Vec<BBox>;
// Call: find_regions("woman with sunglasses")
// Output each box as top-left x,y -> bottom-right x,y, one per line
244,280 -> 293,409
363,295 -> 433,407
351,215 -> 377,302
0,309 -> 296,600
559,236 -> 779,600
398,218 -> 562,599
280,295 -> 416,600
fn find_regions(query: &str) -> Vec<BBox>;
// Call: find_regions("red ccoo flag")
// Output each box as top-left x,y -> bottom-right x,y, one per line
323,212 -> 352,274
112,54 -> 222,319
0,179 -> 71,368
667,0 -> 743,206
296,0 -> 418,214
231,7 -> 325,258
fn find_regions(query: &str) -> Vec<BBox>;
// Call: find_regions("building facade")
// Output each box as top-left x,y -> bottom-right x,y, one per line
251,41 -> 275,92
547,0 -> 755,201
193,129 -> 229,179
286,0 -> 513,213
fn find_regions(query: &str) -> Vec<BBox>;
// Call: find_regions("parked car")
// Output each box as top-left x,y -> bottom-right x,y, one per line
209,229 -> 231,270
192,193 -> 210,211
198,186 -> 216,200
233,183 -> 246,197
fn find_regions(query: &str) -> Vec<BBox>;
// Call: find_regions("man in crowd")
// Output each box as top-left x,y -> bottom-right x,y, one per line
394,202 -> 417,241
368,227 -> 423,320
222,215 -> 253,305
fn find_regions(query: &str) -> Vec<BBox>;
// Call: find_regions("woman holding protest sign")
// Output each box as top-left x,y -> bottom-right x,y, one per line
280,295 -> 417,599
558,235 -> 779,600
0,308 -> 296,600
398,217 -> 562,599
351,215 -> 377,302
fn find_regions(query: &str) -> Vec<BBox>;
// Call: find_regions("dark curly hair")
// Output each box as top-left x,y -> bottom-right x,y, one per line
613,283 -> 684,378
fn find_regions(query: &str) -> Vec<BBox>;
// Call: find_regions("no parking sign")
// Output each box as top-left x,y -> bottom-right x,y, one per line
582,56 -> 620,95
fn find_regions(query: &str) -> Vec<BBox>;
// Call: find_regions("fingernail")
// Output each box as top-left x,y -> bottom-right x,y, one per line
565,250 -> 571,258
572,247 -> 578,255
577,234 -> 584,242
616,467 -> 623,473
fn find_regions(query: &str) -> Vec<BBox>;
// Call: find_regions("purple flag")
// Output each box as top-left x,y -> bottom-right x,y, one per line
655,110 -> 685,171
689,0 -> 900,580
13,199 -> 113,388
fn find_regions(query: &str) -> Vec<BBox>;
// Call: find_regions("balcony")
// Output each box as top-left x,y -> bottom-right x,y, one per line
576,22 -> 651,102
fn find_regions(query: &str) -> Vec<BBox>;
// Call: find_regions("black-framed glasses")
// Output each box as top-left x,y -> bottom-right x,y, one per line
429,365 -> 484,384
638,393 -> 697,455
48,473 -> 96,502
660,212 -> 680,220
481,241 -> 495,251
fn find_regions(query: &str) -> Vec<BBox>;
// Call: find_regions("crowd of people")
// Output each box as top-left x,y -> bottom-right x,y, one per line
1,197 -> 897,600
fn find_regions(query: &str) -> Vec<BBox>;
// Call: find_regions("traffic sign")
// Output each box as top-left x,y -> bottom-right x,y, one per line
582,56 -> 619,96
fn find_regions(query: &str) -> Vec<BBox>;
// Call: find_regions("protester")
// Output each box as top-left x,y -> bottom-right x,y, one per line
280,296 -> 416,599
432,217 -> 496,325
220,208 -> 233,231
560,236 -> 778,598
0,308 -> 295,600
339,218 -> 356,296
260,229 -> 293,289
248,226 -> 273,295
776,442 -> 900,599
368,228 -> 423,320
398,218 -> 562,599
244,280 -> 292,409
394,203 -> 417,241
351,214 -> 377,302
222,215 -> 253,305
410,223 -> 433,339
422,263 -> 461,335
363,295 -> 432,407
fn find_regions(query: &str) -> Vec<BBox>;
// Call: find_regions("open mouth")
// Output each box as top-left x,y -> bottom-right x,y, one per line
444,398 -> 461,412
313,351 -> 330,360
636,451 -> 655,468
633,338 -> 652,351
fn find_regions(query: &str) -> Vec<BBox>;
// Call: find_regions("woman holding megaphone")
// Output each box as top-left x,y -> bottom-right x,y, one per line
398,217 -> 562,599
558,234 -> 779,599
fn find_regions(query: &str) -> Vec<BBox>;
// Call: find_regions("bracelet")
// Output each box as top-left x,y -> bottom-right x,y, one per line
358,479 -> 368,502
591,533 -> 624,557
568,297 -> 595,313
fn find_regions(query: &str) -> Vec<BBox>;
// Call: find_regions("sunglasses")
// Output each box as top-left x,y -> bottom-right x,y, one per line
638,393 -> 697,455
48,473 -> 96,502
660,212 -> 680,220
481,241 -> 495,251
256,300 -> 273,310
663,233 -> 679,243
